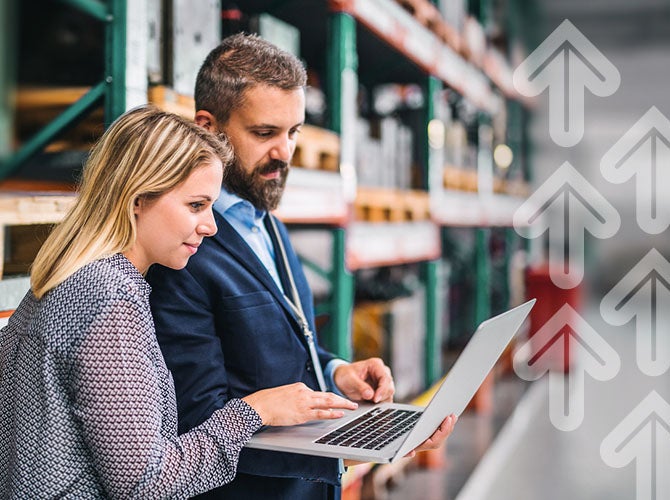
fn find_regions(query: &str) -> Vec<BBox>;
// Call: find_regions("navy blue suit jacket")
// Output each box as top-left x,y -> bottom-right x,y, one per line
147,212 -> 340,498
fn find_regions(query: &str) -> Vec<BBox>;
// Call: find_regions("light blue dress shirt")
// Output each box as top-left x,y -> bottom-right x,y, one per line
214,189 -> 347,393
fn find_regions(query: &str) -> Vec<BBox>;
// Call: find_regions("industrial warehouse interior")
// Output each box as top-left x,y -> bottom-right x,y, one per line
1,1 -> 669,499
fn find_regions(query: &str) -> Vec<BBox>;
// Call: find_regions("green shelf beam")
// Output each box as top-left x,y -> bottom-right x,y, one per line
474,227 -> 491,325
422,260 -> 443,387
105,0 -> 126,124
327,228 -> 354,360
422,73 -> 443,388
0,0 -> 126,179
317,11 -> 357,361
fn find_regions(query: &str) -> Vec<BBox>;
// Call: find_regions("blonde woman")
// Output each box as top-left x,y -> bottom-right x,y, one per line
0,106 -> 356,499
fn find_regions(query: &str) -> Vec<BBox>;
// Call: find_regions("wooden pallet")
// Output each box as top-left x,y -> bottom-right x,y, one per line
0,189 -> 76,278
443,166 -> 478,192
293,124 -> 340,171
355,187 -> 430,223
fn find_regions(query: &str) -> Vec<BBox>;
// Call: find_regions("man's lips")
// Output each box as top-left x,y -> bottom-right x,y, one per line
260,170 -> 281,180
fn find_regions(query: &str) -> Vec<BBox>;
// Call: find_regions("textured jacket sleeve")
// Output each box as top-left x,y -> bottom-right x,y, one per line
69,294 -> 262,499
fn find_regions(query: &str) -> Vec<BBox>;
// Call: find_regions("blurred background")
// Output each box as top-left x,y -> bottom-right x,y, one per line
1,1 -> 669,499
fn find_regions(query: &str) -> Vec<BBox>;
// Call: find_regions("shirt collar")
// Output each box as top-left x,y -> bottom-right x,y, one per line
214,188 -> 267,225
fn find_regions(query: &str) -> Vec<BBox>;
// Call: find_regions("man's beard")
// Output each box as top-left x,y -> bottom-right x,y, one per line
222,157 -> 289,212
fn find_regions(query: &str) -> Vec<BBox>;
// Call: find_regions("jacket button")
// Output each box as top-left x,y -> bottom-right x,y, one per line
305,361 -> 313,372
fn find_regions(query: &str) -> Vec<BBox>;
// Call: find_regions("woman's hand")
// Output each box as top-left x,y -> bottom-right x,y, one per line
242,382 -> 358,426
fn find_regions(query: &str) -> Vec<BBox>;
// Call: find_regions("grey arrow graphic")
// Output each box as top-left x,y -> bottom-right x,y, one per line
601,391 -> 670,500
601,107 -> 670,235
601,249 -> 670,377
513,19 -> 620,147
514,304 -> 620,431
514,162 -> 621,289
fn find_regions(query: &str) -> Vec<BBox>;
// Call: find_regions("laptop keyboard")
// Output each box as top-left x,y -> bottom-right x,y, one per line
314,407 -> 421,450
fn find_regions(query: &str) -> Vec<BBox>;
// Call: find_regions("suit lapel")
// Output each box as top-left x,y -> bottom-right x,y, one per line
264,215 -> 295,301
210,211 -> 303,331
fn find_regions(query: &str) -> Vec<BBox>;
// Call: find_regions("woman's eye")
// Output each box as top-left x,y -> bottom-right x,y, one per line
190,202 -> 205,210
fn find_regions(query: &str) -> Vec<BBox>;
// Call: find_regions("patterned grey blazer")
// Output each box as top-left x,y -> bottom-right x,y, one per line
0,254 -> 262,499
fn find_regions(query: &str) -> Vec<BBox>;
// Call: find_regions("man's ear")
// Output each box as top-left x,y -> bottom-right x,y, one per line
194,110 -> 218,131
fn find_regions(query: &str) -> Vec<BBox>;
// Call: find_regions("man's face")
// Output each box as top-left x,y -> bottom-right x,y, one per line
220,84 -> 305,211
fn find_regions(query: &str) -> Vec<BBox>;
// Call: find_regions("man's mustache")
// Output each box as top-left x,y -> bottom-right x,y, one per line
257,160 -> 288,175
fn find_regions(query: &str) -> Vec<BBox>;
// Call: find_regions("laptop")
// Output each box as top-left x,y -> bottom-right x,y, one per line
245,299 -> 535,464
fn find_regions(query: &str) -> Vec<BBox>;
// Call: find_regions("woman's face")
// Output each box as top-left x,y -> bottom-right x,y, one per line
125,158 -> 223,273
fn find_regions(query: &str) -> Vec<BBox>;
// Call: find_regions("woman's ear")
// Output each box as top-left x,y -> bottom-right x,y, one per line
133,196 -> 142,215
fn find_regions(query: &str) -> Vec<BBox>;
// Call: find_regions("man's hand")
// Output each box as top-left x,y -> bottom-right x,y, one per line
333,358 -> 394,403
403,414 -> 458,458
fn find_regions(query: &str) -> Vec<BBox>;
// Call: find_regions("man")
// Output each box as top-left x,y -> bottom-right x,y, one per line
147,33 -> 455,499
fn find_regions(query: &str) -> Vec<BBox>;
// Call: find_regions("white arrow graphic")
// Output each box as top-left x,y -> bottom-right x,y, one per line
600,249 -> 670,377
514,162 -> 621,289
513,304 -> 621,431
601,106 -> 670,235
513,19 -> 620,147
601,391 -> 670,500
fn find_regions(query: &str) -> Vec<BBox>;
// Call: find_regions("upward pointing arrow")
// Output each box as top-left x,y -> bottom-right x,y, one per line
514,162 -> 621,289
601,391 -> 670,500
513,19 -> 621,147
601,248 -> 670,376
514,304 -> 620,431
601,107 -> 670,235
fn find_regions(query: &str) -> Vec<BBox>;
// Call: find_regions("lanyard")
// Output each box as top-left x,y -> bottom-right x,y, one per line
268,216 -> 327,392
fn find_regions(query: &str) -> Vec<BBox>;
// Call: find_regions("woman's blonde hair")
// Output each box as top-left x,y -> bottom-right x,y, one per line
31,105 -> 232,298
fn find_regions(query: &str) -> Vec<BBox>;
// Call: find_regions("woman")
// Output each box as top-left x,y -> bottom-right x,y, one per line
0,106 -> 356,498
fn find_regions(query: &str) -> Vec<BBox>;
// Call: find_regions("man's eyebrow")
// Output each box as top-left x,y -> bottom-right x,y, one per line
248,123 -> 279,129
248,121 -> 304,129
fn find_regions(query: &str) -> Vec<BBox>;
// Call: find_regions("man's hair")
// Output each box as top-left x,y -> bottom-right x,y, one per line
31,105 -> 232,298
195,32 -> 307,125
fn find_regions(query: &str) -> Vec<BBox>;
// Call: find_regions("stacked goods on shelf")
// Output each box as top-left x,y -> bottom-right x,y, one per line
441,114 -> 479,192
356,83 -> 421,189
356,116 -> 413,189
165,0 -> 221,97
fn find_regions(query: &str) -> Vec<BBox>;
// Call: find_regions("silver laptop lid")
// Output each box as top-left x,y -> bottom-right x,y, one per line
393,299 -> 535,461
